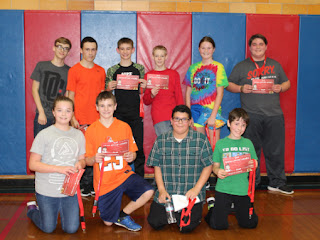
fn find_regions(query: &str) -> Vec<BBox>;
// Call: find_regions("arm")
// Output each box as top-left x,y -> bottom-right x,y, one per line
67,91 -> 79,128
143,89 -> 154,105
206,86 -> 224,126
174,73 -> 184,105
273,80 -> 291,93
154,166 -> 170,203
213,162 -> 227,179
29,152 -> 78,175
32,80 -> 47,125
226,82 -> 253,94
106,68 -> 117,91
74,154 -> 86,170
185,165 -> 213,200
185,86 -> 192,108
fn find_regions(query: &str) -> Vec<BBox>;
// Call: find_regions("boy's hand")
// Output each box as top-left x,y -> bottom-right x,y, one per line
71,117 -> 80,129
151,86 -> 160,98
94,153 -> 106,164
123,152 -> 135,163
251,159 -> 258,169
107,81 -> 117,91
272,84 -> 282,93
38,112 -> 47,125
139,79 -> 147,89
74,160 -> 85,170
185,188 -> 200,200
205,114 -> 216,127
217,169 -> 228,179
241,84 -> 253,93
158,190 -> 170,203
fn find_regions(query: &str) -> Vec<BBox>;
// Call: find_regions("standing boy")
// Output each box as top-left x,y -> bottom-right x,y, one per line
85,91 -> 153,232
147,105 -> 213,233
227,34 -> 293,194
31,37 -> 72,137
106,38 -> 146,177
205,108 -> 258,230
143,45 -> 184,136
67,36 -> 106,196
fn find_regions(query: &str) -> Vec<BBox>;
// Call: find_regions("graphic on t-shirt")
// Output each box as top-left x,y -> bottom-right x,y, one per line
247,65 -> 276,80
49,136 -> 79,188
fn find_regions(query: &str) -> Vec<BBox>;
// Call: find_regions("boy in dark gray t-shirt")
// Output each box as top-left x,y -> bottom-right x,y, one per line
31,37 -> 72,137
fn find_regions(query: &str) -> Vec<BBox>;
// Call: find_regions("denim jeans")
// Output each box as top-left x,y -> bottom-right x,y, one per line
154,120 -> 172,136
33,113 -> 54,137
27,192 -> 79,233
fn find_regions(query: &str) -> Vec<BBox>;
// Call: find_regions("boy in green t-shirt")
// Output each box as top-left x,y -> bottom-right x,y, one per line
205,108 -> 258,229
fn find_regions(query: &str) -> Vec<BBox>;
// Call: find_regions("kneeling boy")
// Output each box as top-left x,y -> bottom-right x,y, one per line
85,91 -> 154,231
205,108 -> 258,229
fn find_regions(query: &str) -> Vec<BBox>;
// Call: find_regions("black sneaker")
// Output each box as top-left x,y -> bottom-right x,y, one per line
268,185 -> 294,195
81,188 -> 91,197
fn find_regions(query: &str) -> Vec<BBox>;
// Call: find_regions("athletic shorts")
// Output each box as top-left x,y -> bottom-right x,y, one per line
98,174 -> 153,223
191,104 -> 226,129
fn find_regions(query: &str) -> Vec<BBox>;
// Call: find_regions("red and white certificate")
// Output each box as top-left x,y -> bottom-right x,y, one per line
101,139 -> 129,157
223,153 -> 254,176
61,169 -> 85,196
116,74 -> 139,90
146,74 -> 169,89
252,79 -> 274,94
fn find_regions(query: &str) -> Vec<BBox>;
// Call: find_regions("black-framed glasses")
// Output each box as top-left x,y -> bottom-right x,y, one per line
173,117 -> 190,123
56,45 -> 70,52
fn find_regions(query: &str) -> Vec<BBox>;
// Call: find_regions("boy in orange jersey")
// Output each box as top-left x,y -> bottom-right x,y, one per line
85,91 -> 154,231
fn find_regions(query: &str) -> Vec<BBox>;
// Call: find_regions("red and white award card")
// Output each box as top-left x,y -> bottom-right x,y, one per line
101,139 -> 129,157
146,74 -> 169,89
61,169 -> 85,196
252,79 -> 274,94
223,153 -> 253,176
116,74 -> 139,90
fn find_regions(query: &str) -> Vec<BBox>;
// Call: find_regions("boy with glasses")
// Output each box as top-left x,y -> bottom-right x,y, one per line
31,37 -> 72,137
147,105 -> 213,233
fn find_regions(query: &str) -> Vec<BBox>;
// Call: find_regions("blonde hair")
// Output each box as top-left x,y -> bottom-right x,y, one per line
152,45 -> 167,55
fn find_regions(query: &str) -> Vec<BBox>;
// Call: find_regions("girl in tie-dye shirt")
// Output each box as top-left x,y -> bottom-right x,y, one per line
183,36 -> 229,146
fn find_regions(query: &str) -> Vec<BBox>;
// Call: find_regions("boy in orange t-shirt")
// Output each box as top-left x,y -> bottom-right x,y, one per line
85,91 -> 154,232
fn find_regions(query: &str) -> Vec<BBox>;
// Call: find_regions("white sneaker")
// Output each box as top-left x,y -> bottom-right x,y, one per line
268,185 -> 294,195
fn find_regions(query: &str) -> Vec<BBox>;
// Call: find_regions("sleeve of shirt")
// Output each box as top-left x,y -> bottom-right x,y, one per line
174,71 -> 184,105
146,139 -> 160,167
182,66 -> 192,87
66,66 -> 76,92
140,65 -> 145,79
200,137 -> 214,167
277,63 -> 289,84
78,131 -> 86,156
247,139 -> 258,161
101,68 -> 106,90
30,131 -> 45,155
216,63 -> 229,88
105,67 -> 114,87
30,62 -> 41,81
127,125 -> 138,152
212,140 -> 223,164
85,129 -> 96,158
228,63 -> 241,85
143,73 -> 154,105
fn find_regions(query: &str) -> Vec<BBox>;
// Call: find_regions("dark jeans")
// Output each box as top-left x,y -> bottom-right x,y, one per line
244,112 -> 287,187
147,200 -> 203,233
114,114 -> 145,177
205,191 -> 258,230
33,113 -> 54,137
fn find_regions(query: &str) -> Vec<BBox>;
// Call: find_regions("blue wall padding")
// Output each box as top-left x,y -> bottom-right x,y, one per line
81,11 -> 137,71
192,13 -> 245,138
0,10 -> 26,174
295,15 -> 320,172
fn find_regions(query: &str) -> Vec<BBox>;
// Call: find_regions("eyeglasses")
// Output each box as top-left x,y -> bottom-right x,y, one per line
172,117 -> 190,123
56,45 -> 70,52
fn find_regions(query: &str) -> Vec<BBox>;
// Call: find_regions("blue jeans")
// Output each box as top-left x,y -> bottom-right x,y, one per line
154,121 -> 172,136
27,192 -> 79,233
33,113 -> 54,137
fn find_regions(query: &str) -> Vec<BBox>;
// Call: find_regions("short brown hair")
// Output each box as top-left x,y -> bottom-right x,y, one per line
55,37 -> 72,50
199,36 -> 215,48
96,91 -> 116,105
248,34 -> 268,46
52,96 -> 74,111
152,45 -> 167,55
228,108 -> 250,126
117,37 -> 134,48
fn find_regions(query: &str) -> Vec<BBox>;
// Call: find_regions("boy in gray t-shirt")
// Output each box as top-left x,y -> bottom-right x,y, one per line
31,37 -> 72,137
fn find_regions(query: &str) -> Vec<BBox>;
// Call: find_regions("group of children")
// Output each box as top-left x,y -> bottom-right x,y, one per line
27,35 -> 259,233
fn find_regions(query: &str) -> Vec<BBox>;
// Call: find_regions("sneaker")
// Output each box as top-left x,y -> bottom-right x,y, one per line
268,185 -> 294,195
205,181 -> 211,190
206,197 -> 215,210
91,190 -> 95,195
114,216 -> 142,232
81,188 -> 91,197
27,201 -> 38,211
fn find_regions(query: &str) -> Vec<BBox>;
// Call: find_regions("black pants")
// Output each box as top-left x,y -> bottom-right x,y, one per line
114,114 -> 145,177
205,191 -> 258,230
147,200 -> 203,233
244,112 -> 287,187
80,166 -> 93,191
